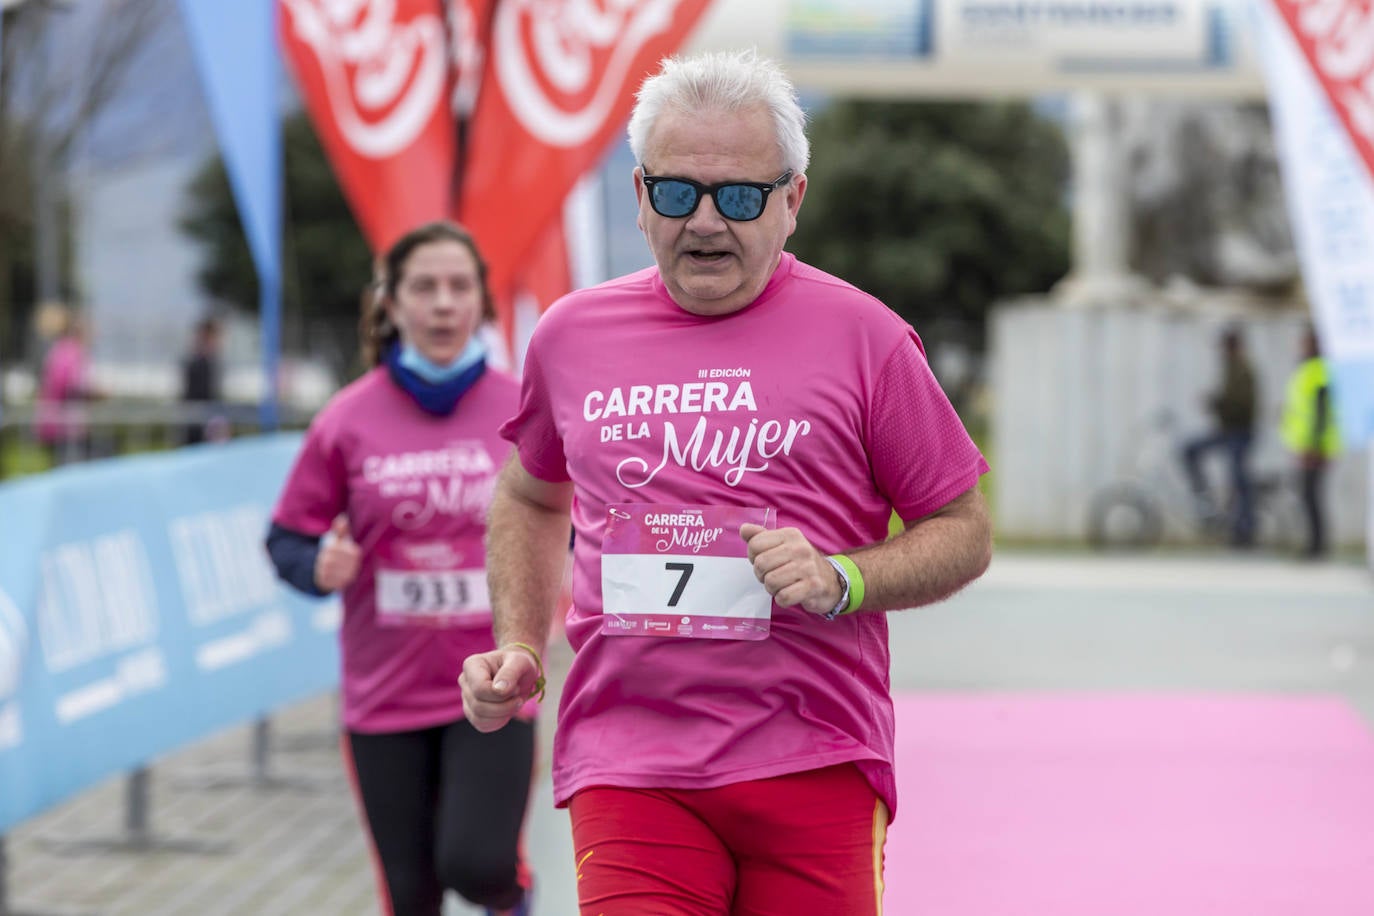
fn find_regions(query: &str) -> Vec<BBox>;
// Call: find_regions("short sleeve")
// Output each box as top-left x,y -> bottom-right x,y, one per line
498,334 -> 570,482
868,330 -> 988,520
271,418 -> 349,535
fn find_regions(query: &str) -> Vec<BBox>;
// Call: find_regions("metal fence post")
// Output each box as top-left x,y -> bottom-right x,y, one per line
124,767 -> 151,850
252,718 -> 272,787
1,834 -> 9,916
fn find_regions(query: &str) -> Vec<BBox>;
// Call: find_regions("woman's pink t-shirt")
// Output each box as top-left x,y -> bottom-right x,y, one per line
273,367 -> 531,733
36,337 -> 88,445
502,254 -> 988,818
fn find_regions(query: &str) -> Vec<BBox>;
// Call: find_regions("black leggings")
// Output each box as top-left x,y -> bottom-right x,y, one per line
347,718 -> 535,915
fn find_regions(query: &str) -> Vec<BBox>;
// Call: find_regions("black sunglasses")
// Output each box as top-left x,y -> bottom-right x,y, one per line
640,167 -> 794,222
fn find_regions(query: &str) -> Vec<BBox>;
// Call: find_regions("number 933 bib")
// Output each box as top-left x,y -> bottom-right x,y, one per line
600,503 -> 776,640
374,541 -> 490,629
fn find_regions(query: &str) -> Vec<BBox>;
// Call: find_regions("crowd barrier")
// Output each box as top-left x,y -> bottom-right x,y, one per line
0,434 -> 339,833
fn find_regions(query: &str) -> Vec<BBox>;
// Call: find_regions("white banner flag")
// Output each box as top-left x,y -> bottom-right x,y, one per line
1256,0 -> 1374,450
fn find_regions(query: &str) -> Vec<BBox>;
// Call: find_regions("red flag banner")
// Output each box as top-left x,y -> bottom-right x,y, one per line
501,217 -> 574,368
455,0 -> 716,300
279,0 -> 457,253
1271,0 -> 1374,184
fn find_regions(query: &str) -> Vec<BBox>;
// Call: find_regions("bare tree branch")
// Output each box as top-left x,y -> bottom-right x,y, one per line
53,0 -> 160,163
0,0 -> 162,355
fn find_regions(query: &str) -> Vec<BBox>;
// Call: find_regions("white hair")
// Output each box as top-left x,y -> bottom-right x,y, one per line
627,48 -> 810,174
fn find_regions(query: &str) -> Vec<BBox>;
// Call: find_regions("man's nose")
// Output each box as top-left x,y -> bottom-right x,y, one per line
684,192 -> 728,232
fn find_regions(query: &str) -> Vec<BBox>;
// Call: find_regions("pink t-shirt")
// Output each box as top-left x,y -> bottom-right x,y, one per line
36,337 -> 88,445
502,253 -> 988,819
273,366 -> 532,733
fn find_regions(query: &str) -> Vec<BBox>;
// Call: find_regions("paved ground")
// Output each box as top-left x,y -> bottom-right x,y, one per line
4,628 -> 580,916
5,549 -> 1371,915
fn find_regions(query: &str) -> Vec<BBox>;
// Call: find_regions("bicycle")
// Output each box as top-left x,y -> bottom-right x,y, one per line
1086,409 -> 1305,553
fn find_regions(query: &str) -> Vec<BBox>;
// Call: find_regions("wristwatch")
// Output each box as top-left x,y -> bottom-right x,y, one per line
823,555 -> 850,621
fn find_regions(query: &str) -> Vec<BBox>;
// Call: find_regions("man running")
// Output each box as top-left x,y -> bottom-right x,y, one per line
461,49 -> 992,915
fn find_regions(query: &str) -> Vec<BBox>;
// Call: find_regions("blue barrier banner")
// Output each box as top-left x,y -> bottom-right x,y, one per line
0,435 -> 339,833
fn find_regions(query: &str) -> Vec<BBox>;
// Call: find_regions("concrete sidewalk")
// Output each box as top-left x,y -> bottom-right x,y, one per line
6,550 -> 1371,915
5,636 -> 580,916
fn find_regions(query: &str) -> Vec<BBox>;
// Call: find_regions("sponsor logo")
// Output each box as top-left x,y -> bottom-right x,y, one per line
447,0 -> 485,117
617,416 -> 813,489
397,542 -> 463,567
959,0 -> 1181,28
376,443 -> 499,529
364,442 -> 495,484
492,0 -> 685,147
172,510 -> 274,628
644,511 -> 705,526
281,0 -> 448,158
0,703 -> 20,750
584,381 -> 757,421
1275,0 -> 1374,159
655,526 -> 725,554
640,508 -> 727,554
0,586 -> 29,701
587,377 -> 814,489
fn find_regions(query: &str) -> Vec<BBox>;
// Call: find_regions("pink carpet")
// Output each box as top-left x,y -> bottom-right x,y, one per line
884,694 -> 1374,915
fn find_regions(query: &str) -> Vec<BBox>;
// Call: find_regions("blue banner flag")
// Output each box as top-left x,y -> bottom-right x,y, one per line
0,437 -> 340,834
177,0 -> 284,430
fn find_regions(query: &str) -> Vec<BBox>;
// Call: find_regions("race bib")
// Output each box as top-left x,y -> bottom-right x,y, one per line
601,503 -> 776,640
375,568 -> 490,628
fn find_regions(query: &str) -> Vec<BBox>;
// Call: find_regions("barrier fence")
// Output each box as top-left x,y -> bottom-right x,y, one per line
0,433 -> 340,835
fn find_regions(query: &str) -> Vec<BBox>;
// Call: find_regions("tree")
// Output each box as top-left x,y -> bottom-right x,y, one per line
0,0 -> 161,362
1120,99 -> 1297,291
791,100 -> 1071,353
179,111 -> 372,371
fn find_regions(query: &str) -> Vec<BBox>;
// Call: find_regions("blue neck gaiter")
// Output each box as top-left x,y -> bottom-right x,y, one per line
385,339 -> 487,416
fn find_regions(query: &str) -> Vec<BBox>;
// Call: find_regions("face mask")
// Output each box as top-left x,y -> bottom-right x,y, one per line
397,335 -> 486,384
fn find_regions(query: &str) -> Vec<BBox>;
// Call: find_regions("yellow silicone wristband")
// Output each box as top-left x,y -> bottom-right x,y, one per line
504,642 -> 546,702
829,554 -> 864,614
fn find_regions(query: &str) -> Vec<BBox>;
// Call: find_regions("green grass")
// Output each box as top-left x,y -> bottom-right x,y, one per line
1,439 -> 53,479
0,432 -> 182,481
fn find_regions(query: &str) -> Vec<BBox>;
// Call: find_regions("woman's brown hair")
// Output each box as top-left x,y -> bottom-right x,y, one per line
358,221 -> 495,368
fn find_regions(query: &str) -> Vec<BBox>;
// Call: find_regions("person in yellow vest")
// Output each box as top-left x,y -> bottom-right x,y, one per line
1281,325 -> 1340,559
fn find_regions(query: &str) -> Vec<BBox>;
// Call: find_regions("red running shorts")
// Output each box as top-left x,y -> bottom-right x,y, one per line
569,763 -> 888,916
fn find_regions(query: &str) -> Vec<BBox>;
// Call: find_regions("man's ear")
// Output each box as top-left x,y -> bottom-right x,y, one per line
785,172 -> 807,235
633,166 -> 647,232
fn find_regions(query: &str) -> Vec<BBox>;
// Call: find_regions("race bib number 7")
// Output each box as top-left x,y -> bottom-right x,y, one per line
601,504 -> 776,640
